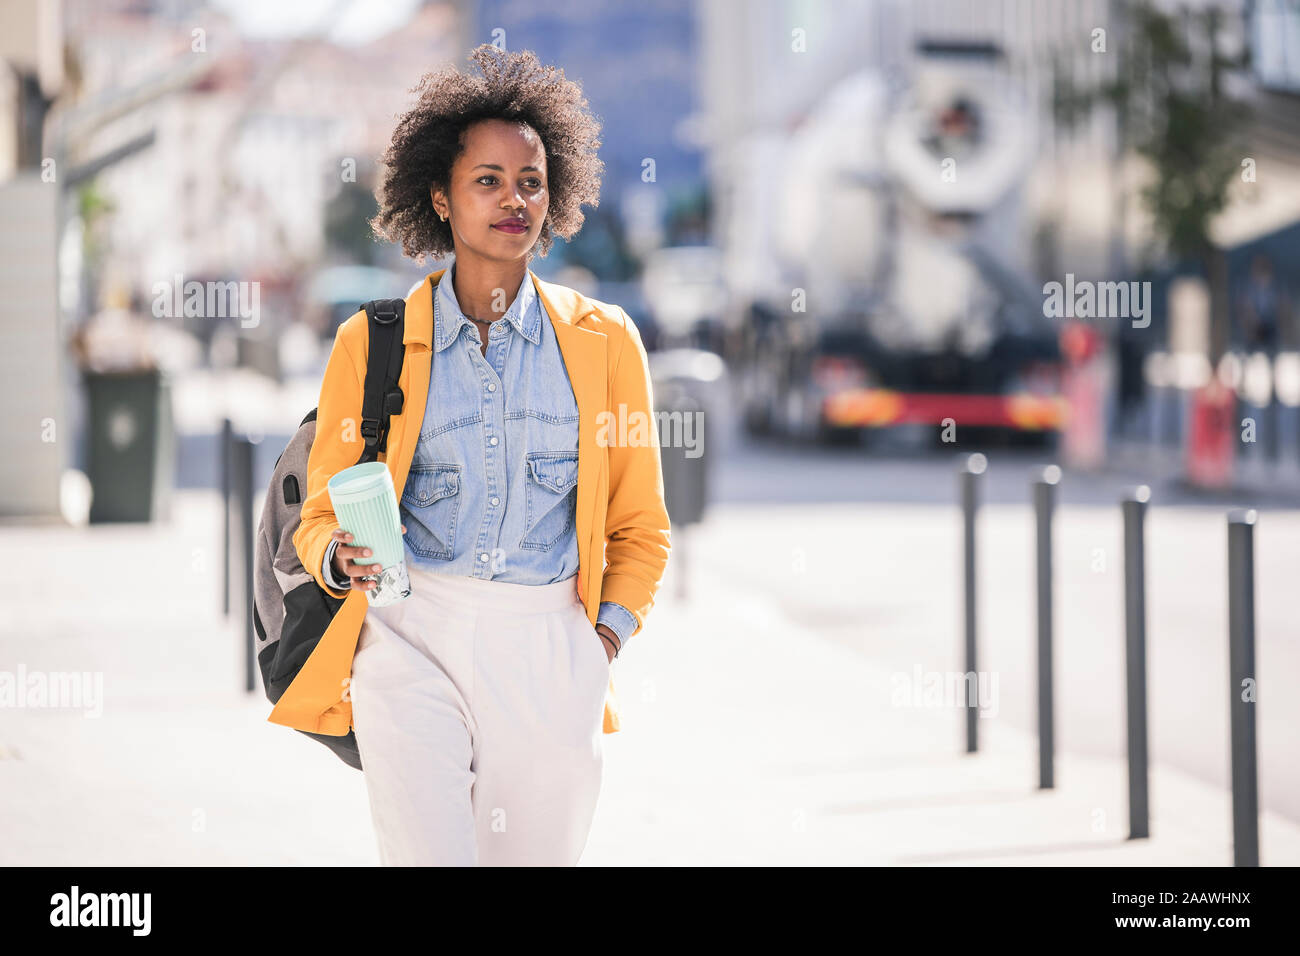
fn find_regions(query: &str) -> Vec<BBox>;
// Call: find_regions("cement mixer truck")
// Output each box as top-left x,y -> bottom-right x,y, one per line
729,41 -> 1064,445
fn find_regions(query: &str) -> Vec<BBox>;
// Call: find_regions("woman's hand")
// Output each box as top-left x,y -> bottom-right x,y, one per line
330,525 -> 406,591
595,624 -> 621,664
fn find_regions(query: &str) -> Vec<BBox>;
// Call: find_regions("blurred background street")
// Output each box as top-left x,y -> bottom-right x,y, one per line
2,0 -> 1299,866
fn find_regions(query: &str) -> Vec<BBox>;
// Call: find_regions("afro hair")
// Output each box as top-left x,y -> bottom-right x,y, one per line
369,44 -> 605,263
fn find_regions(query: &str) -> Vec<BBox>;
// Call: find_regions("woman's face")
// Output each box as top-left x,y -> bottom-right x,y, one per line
431,118 -> 549,264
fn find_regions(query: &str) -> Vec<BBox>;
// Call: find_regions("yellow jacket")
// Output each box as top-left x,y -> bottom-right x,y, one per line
268,267 -> 671,737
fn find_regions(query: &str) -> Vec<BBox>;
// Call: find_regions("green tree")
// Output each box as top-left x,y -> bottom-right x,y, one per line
324,180 -> 381,266
1053,0 -> 1252,360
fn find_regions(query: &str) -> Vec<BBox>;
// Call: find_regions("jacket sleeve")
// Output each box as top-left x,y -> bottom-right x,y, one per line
598,310 -> 672,639
294,314 -> 368,599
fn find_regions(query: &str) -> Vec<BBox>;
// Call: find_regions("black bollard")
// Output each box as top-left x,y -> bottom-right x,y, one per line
1123,486 -> 1150,840
222,417 -> 232,616
959,453 -> 986,754
1267,393 -> 1280,465
233,435 -> 256,694
1227,509 -> 1259,867
1034,465 -> 1061,790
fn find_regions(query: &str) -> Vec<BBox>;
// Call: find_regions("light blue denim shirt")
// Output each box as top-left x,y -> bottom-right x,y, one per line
323,260 -> 639,650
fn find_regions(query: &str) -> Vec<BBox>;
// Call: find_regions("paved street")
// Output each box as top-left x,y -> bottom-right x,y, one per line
5,365 -> 1297,865
2,480 -> 1297,865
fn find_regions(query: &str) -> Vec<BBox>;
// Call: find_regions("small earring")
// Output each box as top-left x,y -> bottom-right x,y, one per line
439,212 -> 447,222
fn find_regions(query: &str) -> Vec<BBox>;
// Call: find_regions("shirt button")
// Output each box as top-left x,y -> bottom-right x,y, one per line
479,552 -> 489,562
489,436 -> 498,445
490,496 -> 499,506
487,383 -> 496,392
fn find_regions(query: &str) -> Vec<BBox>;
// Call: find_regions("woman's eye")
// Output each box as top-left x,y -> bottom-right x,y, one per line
476,176 -> 544,189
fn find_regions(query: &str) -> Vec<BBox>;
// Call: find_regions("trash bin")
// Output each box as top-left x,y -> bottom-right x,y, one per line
656,378 -> 708,526
650,348 -> 724,528
84,367 -> 175,522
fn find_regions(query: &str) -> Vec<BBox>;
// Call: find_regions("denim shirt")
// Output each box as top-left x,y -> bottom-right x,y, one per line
323,261 -> 639,649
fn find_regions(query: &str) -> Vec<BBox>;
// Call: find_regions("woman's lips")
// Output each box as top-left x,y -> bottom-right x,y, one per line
492,222 -> 527,235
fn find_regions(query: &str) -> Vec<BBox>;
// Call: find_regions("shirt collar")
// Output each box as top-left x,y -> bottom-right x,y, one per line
433,260 -> 541,352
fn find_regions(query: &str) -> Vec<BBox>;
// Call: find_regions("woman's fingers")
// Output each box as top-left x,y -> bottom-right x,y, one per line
332,527 -> 404,589
330,532 -> 380,589
341,554 -> 382,575
337,546 -> 379,570
336,543 -> 375,562
343,559 -> 379,589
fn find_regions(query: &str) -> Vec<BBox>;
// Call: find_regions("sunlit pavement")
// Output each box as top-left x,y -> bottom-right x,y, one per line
586,502 -> 1300,864
3,489 -> 1298,865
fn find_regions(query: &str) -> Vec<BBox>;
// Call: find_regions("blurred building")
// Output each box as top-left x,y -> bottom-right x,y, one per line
0,0 -> 65,519
700,0 -> 1300,455
702,0 -> 1300,290
63,0 -> 466,293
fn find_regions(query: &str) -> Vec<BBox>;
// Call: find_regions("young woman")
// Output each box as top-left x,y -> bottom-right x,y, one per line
286,46 -> 671,865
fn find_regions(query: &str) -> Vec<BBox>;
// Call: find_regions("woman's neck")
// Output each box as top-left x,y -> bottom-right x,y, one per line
451,256 -> 527,322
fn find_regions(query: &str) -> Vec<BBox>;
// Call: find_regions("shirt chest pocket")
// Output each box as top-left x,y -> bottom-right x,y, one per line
521,450 -> 578,551
401,462 -> 462,560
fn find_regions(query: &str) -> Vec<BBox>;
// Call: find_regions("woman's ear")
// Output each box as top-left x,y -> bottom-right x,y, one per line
430,186 -> 447,220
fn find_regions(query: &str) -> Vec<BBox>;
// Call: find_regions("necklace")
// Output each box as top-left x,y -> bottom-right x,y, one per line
435,286 -> 498,332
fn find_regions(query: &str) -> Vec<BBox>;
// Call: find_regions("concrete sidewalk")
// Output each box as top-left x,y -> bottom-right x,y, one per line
587,555 -> 1300,865
1105,436 -> 1300,508
2,490 -> 1296,865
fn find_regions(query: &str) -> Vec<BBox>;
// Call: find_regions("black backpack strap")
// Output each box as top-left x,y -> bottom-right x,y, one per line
358,298 -> 407,464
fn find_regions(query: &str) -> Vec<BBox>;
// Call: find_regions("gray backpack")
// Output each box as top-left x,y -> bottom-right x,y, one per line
253,299 -> 407,769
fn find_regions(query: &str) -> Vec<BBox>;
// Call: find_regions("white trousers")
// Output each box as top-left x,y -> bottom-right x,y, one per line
348,564 -> 609,866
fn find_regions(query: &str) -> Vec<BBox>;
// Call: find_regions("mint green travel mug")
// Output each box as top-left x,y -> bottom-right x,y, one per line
326,461 -> 411,606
